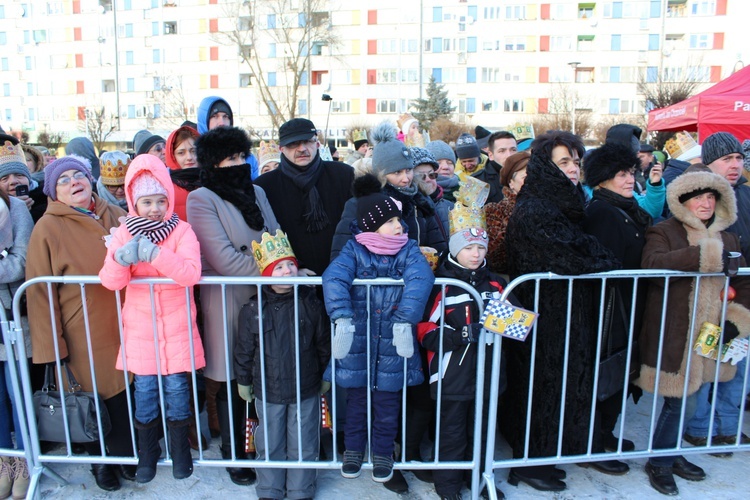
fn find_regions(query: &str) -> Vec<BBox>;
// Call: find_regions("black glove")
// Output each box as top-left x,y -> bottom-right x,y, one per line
460,323 -> 483,344
723,321 -> 740,343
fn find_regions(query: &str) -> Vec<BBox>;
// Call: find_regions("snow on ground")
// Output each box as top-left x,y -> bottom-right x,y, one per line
36,392 -> 750,499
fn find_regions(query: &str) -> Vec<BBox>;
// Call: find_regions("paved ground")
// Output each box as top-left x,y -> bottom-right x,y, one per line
35,392 -> 750,499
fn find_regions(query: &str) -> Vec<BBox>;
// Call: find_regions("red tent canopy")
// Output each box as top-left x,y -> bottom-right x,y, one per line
647,66 -> 750,142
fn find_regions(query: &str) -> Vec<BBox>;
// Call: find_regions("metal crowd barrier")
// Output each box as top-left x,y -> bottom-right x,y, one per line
3,271 -> 750,499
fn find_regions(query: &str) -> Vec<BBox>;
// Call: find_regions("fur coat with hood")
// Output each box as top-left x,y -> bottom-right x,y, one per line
501,149 -> 620,458
99,154 -> 205,376
637,167 -> 750,398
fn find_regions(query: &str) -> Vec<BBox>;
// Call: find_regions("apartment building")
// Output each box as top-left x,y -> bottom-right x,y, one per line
0,0 -> 744,146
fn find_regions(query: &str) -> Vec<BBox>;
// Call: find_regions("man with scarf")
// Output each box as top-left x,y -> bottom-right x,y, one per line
255,118 -> 354,276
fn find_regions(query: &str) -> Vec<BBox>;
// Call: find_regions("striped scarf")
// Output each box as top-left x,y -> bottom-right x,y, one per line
125,213 -> 179,244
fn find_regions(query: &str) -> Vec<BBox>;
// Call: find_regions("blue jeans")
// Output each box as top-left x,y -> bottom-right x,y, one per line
134,373 -> 190,425
650,390 -> 700,467
686,358 -> 747,437
0,361 -> 23,451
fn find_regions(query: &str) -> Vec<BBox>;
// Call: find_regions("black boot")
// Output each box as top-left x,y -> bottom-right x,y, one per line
91,464 -> 120,491
135,419 -> 162,484
217,386 -> 256,486
168,419 -> 194,479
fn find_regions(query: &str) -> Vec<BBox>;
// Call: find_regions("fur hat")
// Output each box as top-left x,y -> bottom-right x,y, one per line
701,132 -> 744,166
195,126 -> 251,169
426,140 -> 456,164
583,143 -> 640,187
500,151 -> 531,189
455,133 -> 480,160
133,130 -> 165,156
666,163 -> 736,229
354,174 -> 402,232
130,172 -> 168,205
43,155 -> 95,200
409,147 -> 438,170
99,151 -> 130,186
371,121 -> 413,176
605,124 -> 642,154
0,141 -> 31,183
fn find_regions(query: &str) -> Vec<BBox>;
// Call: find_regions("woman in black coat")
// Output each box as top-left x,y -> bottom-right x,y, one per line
503,131 -> 620,492
581,142 -> 652,475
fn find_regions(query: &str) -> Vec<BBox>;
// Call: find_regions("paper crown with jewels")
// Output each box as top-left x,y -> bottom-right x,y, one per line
454,176 -> 490,208
352,129 -> 368,143
449,202 -> 486,235
99,151 -> 131,186
664,131 -> 698,159
251,229 -> 297,275
510,123 -> 535,141
0,141 -> 26,168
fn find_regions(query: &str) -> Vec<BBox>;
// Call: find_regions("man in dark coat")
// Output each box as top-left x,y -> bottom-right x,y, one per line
503,130 -> 620,492
473,131 -> 518,204
255,118 -> 354,276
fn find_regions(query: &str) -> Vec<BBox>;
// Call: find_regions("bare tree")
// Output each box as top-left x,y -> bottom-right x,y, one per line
152,75 -> 191,129
79,107 -> 117,152
37,127 -> 66,151
532,83 -> 594,139
428,118 -> 472,145
590,115 -> 647,145
213,0 -> 340,129
637,72 -> 700,151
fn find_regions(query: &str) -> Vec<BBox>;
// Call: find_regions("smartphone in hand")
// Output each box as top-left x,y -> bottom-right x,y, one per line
15,185 -> 29,197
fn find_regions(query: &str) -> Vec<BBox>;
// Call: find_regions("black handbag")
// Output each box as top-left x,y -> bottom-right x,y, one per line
597,286 -> 638,402
33,364 -> 112,443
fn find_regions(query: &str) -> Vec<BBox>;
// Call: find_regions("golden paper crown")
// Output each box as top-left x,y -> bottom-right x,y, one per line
664,131 -> 698,159
99,152 -> 131,186
0,141 -> 26,168
352,129 -> 368,143
510,123 -> 535,141
258,140 -> 280,166
455,176 -> 490,208
420,246 -> 439,272
449,202 -> 486,235
251,229 -> 296,274
397,113 -> 417,132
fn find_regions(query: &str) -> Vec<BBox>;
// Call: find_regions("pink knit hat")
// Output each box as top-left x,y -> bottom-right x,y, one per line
130,172 -> 167,205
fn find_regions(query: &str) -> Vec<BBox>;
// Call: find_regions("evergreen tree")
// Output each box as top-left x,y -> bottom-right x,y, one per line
412,76 -> 455,131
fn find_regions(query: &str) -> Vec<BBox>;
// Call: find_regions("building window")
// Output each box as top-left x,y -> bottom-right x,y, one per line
504,37 -> 526,51
1,58 -> 7,71
377,99 -> 397,113
125,24 -> 133,38
400,68 -> 418,83
332,100 -> 351,113
239,16 -> 251,31
298,99 -> 307,116
240,74 -> 253,87
126,51 -> 134,64
578,3 -> 595,18
481,67 -> 501,83
268,43 -> 276,58
503,99 -> 524,112
102,79 -> 115,92
691,0 -> 715,16
2,84 -> 9,97
401,39 -> 418,53
311,42 -> 327,56
267,72 -> 276,87
267,14 -> 276,29
376,69 -> 398,84
127,105 -> 135,119
423,39 -> 432,52
577,35 -> 595,51
153,49 -> 160,63
687,66 -> 710,82
377,39 -> 398,54
689,33 -> 711,49
505,5 -> 526,20
127,78 -> 134,92
27,82 -> 33,95
164,22 -> 177,35
550,36 -> 573,51
575,67 -> 594,83
483,7 -> 501,19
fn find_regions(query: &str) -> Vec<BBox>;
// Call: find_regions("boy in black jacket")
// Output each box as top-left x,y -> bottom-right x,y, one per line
418,202 -> 510,500
235,229 -> 331,500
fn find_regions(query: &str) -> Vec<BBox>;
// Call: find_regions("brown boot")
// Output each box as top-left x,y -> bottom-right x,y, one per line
11,458 -> 29,500
205,378 -> 221,438
0,456 -> 12,499
187,418 -> 208,451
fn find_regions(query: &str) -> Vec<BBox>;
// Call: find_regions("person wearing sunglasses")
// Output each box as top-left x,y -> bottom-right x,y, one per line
133,130 -> 166,163
411,146 -> 451,244
97,151 -> 130,211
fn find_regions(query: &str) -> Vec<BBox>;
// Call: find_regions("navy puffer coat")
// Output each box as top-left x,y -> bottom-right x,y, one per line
322,236 -> 434,392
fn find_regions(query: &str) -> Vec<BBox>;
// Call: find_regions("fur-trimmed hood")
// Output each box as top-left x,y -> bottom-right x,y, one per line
667,167 -> 737,232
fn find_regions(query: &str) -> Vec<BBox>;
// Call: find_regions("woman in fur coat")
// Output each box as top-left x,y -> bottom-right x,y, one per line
637,164 -> 750,496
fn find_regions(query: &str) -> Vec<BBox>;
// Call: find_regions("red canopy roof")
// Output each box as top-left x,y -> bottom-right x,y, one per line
647,66 -> 750,142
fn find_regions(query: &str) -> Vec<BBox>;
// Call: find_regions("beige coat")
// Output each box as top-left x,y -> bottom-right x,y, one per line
187,186 -> 279,381
26,194 -> 129,400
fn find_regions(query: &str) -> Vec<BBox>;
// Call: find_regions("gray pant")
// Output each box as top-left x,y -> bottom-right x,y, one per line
254,395 -> 320,500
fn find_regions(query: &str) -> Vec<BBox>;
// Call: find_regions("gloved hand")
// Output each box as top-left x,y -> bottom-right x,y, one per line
238,384 -> 254,403
138,237 -> 160,263
332,318 -> 355,359
114,235 -> 142,266
320,380 -> 331,395
392,322 -> 414,358
460,323 -> 483,344
723,321 -> 740,343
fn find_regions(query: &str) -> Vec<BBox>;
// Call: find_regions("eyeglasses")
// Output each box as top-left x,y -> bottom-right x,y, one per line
416,172 -> 438,180
105,184 -> 125,193
151,144 -> 165,153
56,171 -> 88,186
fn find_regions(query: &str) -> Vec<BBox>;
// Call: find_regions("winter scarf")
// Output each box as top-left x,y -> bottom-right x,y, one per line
354,232 -> 408,255
199,163 -> 265,231
125,213 -> 179,244
521,153 -> 586,224
278,152 -> 329,232
96,176 -> 128,211
170,168 -> 202,193
593,187 -> 652,228
382,183 -> 435,219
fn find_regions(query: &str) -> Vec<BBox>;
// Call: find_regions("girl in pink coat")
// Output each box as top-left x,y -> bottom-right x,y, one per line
99,154 -> 203,484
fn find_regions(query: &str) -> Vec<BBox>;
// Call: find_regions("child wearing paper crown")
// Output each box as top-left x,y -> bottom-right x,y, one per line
99,154 -> 204,483
417,185 -> 515,500
322,173 -> 434,483
233,229 -> 331,500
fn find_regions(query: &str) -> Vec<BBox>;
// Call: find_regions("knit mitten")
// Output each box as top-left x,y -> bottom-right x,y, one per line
114,235 -> 142,266
392,322 -> 414,358
332,317 -> 355,359
138,237 -> 160,263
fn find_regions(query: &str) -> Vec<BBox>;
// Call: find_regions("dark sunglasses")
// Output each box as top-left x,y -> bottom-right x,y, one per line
417,172 -> 438,180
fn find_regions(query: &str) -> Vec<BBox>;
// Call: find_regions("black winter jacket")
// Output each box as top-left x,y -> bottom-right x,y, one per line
726,177 -> 750,260
234,286 -> 331,404
472,159 -> 504,204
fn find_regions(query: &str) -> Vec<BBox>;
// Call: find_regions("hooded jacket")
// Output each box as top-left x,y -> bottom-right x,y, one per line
165,125 -> 201,221
196,97 -> 259,178
322,236 -> 434,392
637,168 -> 750,397
726,176 -> 750,260
454,153 -> 488,181
99,155 -> 204,376
65,137 -> 100,179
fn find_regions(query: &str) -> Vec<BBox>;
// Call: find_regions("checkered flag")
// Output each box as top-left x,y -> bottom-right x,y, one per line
479,299 -> 537,342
